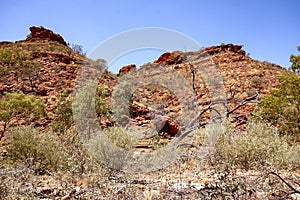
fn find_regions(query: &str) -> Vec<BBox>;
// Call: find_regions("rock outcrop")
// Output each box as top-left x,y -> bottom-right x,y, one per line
118,64 -> 136,75
154,51 -> 184,65
204,43 -> 245,56
26,26 -> 67,46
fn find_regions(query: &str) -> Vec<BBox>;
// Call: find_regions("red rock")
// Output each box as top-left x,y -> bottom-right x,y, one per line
160,118 -> 180,136
204,43 -> 245,56
36,88 -> 47,96
154,51 -> 183,65
62,55 -> 71,64
118,64 -> 136,75
26,26 -> 67,46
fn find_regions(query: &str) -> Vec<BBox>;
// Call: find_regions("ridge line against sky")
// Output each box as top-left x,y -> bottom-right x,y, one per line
1,0 -> 299,72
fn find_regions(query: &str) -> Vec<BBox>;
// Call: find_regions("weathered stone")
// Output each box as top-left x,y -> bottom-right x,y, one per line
154,51 -> 183,65
160,118 -> 180,136
26,26 -> 67,46
204,43 -> 245,56
118,64 -> 136,75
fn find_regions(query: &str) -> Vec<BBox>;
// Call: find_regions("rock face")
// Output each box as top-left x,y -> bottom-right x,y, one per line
204,43 -> 245,56
26,26 -> 67,46
118,64 -> 136,75
154,51 -> 184,65
159,118 -> 180,136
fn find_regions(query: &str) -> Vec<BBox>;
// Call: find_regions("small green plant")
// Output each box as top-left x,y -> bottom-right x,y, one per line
95,87 -> 111,118
51,89 -> 73,134
149,131 -> 168,149
0,91 -> 47,138
51,99 -> 73,134
250,75 -> 262,87
0,46 -> 34,69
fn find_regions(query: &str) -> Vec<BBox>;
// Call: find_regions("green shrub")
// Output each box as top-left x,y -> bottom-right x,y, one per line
95,87 -> 111,118
214,122 -> 300,170
0,46 -> 34,68
0,47 -> 24,67
253,72 -> 300,140
0,46 -> 41,90
250,75 -> 262,87
0,91 -> 47,136
51,96 -> 73,134
82,126 -> 141,171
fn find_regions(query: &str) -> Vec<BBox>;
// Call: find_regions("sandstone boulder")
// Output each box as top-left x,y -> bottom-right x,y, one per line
204,43 -> 245,56
118,64 -> 136,75
26,26 -> 67,46
154,51 -> 184,65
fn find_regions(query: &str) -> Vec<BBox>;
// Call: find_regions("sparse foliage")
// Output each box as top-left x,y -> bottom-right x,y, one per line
51,98 -> 73,134
95,87 -> 111,118
0,46 -> 41,91
253,72 -> 300,139
7,127 -> 62,175
70,43 -> 86,56
213,122 -> 300,170
6,127 -> 97,175
0,91 -> 46,138
290,46 -> 300,74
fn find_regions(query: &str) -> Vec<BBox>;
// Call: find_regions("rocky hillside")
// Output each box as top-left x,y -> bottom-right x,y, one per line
0,26 -> 286,138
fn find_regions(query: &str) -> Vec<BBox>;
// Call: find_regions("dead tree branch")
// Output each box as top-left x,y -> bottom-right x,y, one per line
174,92 -> 259,145
269,172 -> 300,197
226,92 -> 259,117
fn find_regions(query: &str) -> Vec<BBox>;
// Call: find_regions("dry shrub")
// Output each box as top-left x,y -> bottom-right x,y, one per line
6,126 -> 97,175
213,122 -> 300,170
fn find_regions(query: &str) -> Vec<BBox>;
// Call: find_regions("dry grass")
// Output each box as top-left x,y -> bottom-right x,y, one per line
0,123 -> 299,199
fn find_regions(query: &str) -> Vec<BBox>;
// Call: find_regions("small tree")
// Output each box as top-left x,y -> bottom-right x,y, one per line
0,91 -> 47,139
51,99 -> 73,134
290,46 -> 300,74
254,72 -> 300,139
70,44 -> 86,56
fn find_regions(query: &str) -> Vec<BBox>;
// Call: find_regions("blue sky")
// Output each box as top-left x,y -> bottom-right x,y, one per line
1,0 -> 299,73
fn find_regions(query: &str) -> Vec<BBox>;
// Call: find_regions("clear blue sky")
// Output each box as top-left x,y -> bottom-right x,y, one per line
1,0 -> 299,73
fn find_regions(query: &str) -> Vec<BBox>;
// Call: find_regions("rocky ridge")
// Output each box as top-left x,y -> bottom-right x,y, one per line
0,26 -> 286,138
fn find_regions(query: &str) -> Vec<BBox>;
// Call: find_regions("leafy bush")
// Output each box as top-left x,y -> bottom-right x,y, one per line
253,72 -> 300,140
0,47 -> 27,67
214,122 -> 300,170
0,91 -> 46,136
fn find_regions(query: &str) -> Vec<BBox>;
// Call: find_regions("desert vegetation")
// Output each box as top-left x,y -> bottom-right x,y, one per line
0,28 -> 299,199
